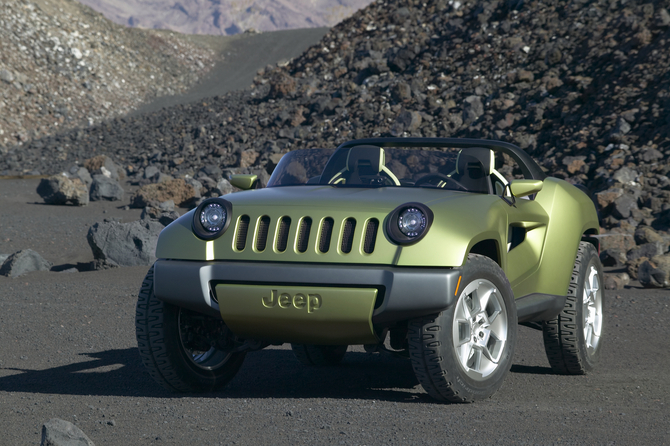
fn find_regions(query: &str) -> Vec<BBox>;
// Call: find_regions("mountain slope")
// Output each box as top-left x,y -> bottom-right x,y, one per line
0,0 -> 215,146
76,0 -> 374,35
4,0 -> 670,234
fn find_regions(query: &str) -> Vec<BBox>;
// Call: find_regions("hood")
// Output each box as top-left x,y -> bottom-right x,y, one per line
224,185 -> 471,211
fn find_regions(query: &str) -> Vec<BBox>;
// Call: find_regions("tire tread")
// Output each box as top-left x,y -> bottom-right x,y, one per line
407,254 -> 516,403
542,242 -> 603,375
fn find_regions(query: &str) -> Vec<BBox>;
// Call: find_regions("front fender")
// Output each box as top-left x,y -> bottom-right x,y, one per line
155,210 -> 207,260
394,195 -> 507,267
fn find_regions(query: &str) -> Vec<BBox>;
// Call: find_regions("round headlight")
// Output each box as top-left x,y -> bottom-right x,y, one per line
386,202 -> 434,246
200,203 -> 226,232
192,198 -> 233,240
398,207 -> 426,237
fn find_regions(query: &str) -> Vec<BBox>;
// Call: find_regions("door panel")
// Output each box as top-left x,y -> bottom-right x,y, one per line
503,198 -> 549,293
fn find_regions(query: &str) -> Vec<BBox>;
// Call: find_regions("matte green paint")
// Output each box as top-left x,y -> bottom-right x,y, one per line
215,284 -> 378,344
510,179 -> 544,198
156,177 -> 598,301
511,178 -> 599,297
230,174 -> 258,190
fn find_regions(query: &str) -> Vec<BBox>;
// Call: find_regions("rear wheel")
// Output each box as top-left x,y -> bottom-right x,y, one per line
543,242 -> 605,374
135,265 -> 245,392
408,254 -> 517,402
291,344 -> 348,366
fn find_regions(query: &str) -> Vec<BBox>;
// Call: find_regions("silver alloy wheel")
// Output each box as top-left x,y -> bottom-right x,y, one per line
452,278 -> 508,380
177,310 -> 233,371
583,264 -> 603,355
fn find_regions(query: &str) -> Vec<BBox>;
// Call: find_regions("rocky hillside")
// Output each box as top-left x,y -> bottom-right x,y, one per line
0,0 -> 215,148
3,0 -> 670,246
76,0 -> 373,35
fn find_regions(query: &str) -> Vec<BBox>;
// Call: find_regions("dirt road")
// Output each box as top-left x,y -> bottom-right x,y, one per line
1,178 -> 669,445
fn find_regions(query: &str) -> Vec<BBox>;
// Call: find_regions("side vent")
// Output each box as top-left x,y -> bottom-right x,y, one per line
341,218 -> 356,254
363,218 -> 379,254
276,217 -> 291,252
235,215 -> 250,251
255,216 -> 271,252
318,217 -> 334,253
297,217 -> 312,253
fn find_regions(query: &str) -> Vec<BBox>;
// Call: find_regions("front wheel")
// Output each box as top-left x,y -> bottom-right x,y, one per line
135,266 -> 245,392
408,254 -> 517,403
543,242 -> 605,374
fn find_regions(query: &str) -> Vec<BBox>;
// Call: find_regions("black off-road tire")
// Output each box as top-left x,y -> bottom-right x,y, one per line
408,254 -> 517,403
543,242 -> 605,374
135,265 -> 245,392
291,344 -> 348,366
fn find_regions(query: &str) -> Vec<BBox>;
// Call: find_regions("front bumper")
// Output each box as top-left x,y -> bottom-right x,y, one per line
153,259 -> 461,343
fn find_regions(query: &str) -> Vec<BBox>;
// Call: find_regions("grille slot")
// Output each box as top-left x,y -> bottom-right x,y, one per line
235,215 -> 250,251
318,217 -> 334,253
255,216 -> 271,252
363,219 -> 379,254
276,217 -> 291,252
341,218 -> 356,254
297,217 -> 312,253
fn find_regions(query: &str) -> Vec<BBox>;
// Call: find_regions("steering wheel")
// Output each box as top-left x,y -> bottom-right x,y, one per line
415,173 -> 467,191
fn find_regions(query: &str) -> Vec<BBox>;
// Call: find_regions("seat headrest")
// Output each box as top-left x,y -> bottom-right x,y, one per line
456,148 -> 494,175
346,145 -> 385,174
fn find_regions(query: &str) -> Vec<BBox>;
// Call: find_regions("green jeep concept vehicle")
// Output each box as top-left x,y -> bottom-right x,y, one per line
136,137 -> 605,403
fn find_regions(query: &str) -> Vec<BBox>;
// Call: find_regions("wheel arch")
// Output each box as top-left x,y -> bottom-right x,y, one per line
468,238 -> 501,267
581,227 -> 600,253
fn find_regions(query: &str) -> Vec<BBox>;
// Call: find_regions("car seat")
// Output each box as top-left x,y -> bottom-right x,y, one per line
453,148 -> 494,194
328,146 -> 400,186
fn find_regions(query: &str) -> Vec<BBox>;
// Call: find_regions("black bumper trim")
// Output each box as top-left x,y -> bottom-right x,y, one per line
153,260 -> 461,326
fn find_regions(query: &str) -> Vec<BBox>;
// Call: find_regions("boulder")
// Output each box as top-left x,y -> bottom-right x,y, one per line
41,418 -> 94,446
214,178 -> 234,196
595,187 -> 624,210
600,249 -> 626,267
637,255 -> 670,288
612,166 -> 640,185
391,82 -> 412,102
0,249 -> 52,277
612,193 -> 638,219
143,165 -> 161,181
89,175 -> 124,201
140,200 -> 180,226
462,95 -> 484,124
267,71 -> 297,99
603,272 -> 630,290
627,256 -> 649,280
87,219 -> 165,267
200,165 -> 223,179
184,177 -> 204,198
592,233 -> 635,253
239,150 -> 260,168
634,226 -> 669,251
141,166 -> 173,184
390,110 -> 422,136
37,175 -> 89,206
83,155 -> 123,181
130,178 -> 196,208
69,166 -> 93,190
627,242 -> 666,261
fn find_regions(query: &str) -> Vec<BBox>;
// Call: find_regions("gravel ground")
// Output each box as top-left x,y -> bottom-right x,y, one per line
0,178 -> 143,268
1,178 -> 669,445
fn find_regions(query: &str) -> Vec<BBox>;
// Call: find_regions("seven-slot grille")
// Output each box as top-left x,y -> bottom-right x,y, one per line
234,215 -> 380,255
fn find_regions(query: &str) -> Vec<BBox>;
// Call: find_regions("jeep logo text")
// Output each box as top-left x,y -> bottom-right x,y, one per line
262,289 -> 322,313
